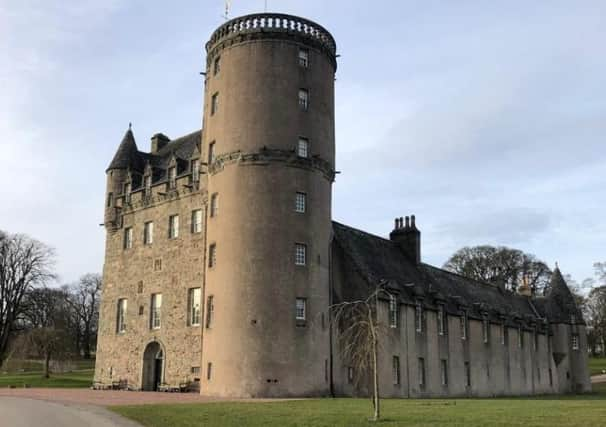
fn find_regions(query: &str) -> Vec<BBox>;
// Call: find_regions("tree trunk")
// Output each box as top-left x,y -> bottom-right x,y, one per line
369,302 -> 380,422
83,332 -> 91,359
44,352 -> 51,378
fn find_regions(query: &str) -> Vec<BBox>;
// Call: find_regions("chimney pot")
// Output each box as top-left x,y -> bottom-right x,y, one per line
405,216 -> 410,228
411,214 -> 416,228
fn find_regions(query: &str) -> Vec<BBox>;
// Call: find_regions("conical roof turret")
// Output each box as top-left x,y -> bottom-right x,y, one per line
107,126 -> 139,171
544,266 -> 582,324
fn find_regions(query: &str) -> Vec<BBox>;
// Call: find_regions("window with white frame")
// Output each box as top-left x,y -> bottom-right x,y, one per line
116,299 -> 127,333
192,161 -> 200,183
151,293 -> 162,329
295,298 -> 306,321
206,295 -> 214,328
192,210 -> 203,234
438,305 -> 446,335
298,89 -> 309,111
208,244 -> 217,268
295,243 -> 307,266
143,222 -> 153,245
418,357 -> 425,387
298,48 -> 309,68
295,192 -> 306,213
210,193 -> 219,217
211,93 -> 219,115
572,334 -> 579,350
460,313 -> 467,340
483,317 -> 490,344
393,356 -> 400,385
441,359 -> 448,386
415,303 -> 423,333
388,294 -> 398,328
189,288 -> 201,326
297,137 -> 309,158
169,215 -> 179,239
168,167 -> 177,189
123,227 -> 133,250
124,182 -> 132,203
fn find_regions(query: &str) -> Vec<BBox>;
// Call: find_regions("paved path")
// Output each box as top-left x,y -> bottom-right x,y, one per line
591,374 -> 606,384
0,397 -> 141,427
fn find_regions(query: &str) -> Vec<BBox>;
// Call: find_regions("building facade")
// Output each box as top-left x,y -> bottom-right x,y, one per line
94,13 -> 591,397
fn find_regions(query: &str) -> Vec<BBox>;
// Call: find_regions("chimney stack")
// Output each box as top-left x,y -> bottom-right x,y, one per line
389,214 -> 421,264
151,133 -> 170,153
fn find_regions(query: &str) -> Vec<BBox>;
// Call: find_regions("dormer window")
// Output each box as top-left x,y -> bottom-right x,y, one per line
437,305 -> 446,336
144,175 -> 152,196
168,167 -> 176,189
192,161 -> 200,183
415,303 -> 423,333
482,317 -> 489,344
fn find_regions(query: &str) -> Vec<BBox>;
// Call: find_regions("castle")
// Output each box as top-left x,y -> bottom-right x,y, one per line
94,13 -> 591,397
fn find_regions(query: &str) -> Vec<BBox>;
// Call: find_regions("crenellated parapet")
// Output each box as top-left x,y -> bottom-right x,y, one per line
206,13 -> 337,69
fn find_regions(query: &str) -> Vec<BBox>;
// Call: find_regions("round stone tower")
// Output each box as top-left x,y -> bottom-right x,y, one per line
200,13 -> 337,397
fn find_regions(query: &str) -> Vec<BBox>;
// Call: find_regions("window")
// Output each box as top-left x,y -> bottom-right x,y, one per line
418,357 -> 425,387
168,167 -> 177,189
437,305 -> 446,336
137,281 -> 143,293
572,334 -> 579,350
501,322 -> 506,345
297,137 -> 309,158
210,193 -> 219,217
143,222 -> 153,245
388,294 -> 398,328
116,299 -> 127,333
124,182 -> 132,203
169,215 -> 179,239
298,89 -> 309,111
213,56 -> 221,75
191,366 -> 201,375
295,298 -> 307,321
549,368 -> 553,386
483,317 -> 490,344
518,326 -> 524,348
138,305 -> 144,315
192,161 -> 200,183
151,294 -> 162,329
192,210 -> 203,234
206,295 -> 214,328
441,359 -> 448,386
188,288 -> 201,326
392,356 -> 400,385
295,192 -> 306,213
298,48 -> 309,68
460,313 -> 467,340
347,367 -> 354,384
107,192 -> 113,207
154,259 -> 162,271
208,141 -> 216,164
534,330 -> 539,351
465,362 -> 471,387
207,362 -> 212,380
208,244 -> 217,268
144,175 -> 152,196
415,303 -> 423,333
211,92 -> 219,115
295,243 -> 307,266
123,227 -> 133,250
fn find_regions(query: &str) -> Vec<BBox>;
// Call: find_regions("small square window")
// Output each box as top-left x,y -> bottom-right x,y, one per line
143,222 -> 153,245
191,366 -> 201,375
297,138 -> 309,158
211,93 -> 219,115
206,295 -> 214,328
169,215 -> 179,239
295,243 -> 306,266
392,356 -> 400,385
295,298 -> 306,321
209,244 -> 217,268
298,48 -> 309,68
572,334 -> 579,350
192,209 -> 203,234
298,89 -> 309,111
213,56 -> 221,75
295,192 -> 306,213
154,259 -> 162,272
123,227 -> 133,250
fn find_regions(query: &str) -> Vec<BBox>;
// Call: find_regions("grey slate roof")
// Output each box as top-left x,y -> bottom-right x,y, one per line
107,129 -> 139,171
332,221 -> 574,327
535,268 -> 583,324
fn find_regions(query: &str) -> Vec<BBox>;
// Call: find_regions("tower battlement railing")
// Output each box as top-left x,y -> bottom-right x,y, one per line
206,13 -> 337,63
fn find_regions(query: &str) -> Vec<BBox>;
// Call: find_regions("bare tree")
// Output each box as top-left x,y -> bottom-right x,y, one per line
64,274 -> 102,359
0,231 -> 55,368
443,245 -> 551,293
331,284 -> 388,422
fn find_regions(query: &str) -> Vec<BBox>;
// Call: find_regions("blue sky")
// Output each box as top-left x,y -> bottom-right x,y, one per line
1,0 -> 604,285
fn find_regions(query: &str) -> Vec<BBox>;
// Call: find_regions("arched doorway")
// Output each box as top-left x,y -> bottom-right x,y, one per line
142,341 -> 164,391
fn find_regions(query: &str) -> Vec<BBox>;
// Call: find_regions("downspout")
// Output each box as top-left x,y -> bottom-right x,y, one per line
404,302 -> 411,398
328,234 -> 335,397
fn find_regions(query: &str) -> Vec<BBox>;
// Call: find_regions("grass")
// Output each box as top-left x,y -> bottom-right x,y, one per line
0,359 -> 95,388
113,384 -> 606,427
588,357 -> 606,376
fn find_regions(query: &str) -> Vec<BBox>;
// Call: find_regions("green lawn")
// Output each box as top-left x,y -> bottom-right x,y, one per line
0,359 -> 94,388
113,384 -> 606,427
589,357 -> 606,376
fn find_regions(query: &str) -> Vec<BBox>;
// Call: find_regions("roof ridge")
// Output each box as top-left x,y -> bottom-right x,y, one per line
421,263 -> 501,290
332,220 -> 393,244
